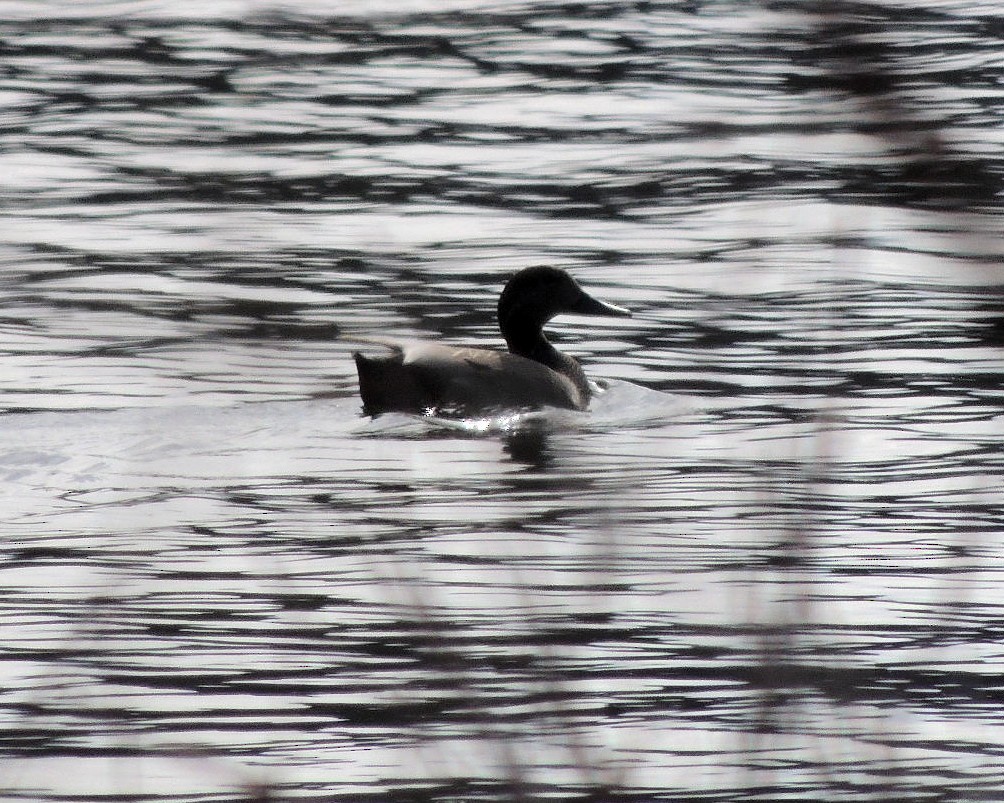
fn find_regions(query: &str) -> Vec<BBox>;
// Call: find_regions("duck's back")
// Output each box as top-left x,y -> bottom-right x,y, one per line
354,341 -> 585,416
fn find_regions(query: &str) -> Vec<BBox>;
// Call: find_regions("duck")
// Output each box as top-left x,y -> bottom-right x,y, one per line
353,266 -> 631,416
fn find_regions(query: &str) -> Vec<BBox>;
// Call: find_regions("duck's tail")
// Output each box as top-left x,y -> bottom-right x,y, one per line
353,347 -> 436,416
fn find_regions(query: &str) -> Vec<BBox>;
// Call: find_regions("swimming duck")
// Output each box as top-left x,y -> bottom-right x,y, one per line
353,266 -> 631,416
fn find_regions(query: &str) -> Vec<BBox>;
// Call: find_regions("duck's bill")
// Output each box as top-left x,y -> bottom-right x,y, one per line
572,292 -> 632,318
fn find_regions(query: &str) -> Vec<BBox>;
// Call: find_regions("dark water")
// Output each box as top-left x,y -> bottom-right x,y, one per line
2,2 -> 1003,801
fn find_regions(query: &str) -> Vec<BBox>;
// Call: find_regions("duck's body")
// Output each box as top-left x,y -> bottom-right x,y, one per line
353,266 -> 630,416
354,340 -> 589,415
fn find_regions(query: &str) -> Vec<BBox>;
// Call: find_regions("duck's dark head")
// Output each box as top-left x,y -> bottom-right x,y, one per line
497,266 -> 630,356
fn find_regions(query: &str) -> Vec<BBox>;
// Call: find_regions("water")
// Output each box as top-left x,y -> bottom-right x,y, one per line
2,1 -> 1003,801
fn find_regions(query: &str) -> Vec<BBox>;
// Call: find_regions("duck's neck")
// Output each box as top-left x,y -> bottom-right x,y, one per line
504,328 -> 590,401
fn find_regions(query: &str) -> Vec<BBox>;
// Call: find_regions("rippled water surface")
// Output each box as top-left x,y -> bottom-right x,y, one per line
2,1 -> 1003,801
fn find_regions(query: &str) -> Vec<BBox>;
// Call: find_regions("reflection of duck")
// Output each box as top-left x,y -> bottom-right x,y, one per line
353,266 -> 631,416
